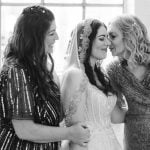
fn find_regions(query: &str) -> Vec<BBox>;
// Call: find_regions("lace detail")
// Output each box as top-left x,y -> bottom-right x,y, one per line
78,19 -> 93,63
62,67 -> 122,150
64,76 -> 88,127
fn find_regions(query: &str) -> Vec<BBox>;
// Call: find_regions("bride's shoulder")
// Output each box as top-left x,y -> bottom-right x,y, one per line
66,66 -> 82,74
63,67 -> 84,84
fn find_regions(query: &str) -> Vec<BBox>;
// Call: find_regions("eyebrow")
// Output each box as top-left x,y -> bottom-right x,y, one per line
108,31 -> 115,34
49,29 -> 56,32
97,34 -> 106,37
47,29 -> 56,34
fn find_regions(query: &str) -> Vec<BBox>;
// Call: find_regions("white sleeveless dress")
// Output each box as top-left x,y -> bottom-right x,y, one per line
63,73 -> 122,150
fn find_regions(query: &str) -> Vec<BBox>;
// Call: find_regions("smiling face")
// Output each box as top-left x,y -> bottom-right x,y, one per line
44,20 -> 59,54
91,26 -> 110,61
108,23 -> 125,57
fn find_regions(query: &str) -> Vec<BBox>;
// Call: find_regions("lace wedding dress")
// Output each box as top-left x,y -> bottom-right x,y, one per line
61,19 -> 122,150
63,72 -> 122,150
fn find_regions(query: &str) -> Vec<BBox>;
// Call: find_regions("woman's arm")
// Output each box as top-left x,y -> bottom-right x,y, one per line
111,94 -> 128,123
61,67 -> 89,150
111,104 -> 126,123
12,119 -> 89,145
9,65 -> 89,145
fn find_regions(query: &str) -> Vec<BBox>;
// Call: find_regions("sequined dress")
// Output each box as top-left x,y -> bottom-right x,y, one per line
107,60 -> 150,150
63,71 -> 122,150
0,63 -> 61,150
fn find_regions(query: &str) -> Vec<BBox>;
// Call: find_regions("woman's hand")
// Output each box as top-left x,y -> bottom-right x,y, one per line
68,122 -> 90,146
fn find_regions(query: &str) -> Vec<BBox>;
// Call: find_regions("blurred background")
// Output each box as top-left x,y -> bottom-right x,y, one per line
0,0 -> 150,148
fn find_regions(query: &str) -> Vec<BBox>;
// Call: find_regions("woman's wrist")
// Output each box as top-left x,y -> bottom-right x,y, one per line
61,126 -> 72,141
66,126 -> 73,141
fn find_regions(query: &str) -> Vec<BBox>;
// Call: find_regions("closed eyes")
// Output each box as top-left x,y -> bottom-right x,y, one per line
108,34 -> 116,40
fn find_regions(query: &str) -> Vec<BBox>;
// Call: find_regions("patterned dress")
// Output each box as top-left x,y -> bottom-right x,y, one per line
0,63 -> 61,150
63,71 -> 122,150
107,60 -> 150,150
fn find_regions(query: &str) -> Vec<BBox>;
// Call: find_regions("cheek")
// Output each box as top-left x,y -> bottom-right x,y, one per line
119,42 -> 125,52
45,37 -> 53,45
92,44 -> 100,55
92,45 -> 106,58
94,42 -> 103,50
44,38 -> 48,46
91,47 -> 98,57
116,40 -> 124,51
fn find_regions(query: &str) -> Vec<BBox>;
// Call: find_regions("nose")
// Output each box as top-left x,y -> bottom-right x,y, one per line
105,38 -> 111,46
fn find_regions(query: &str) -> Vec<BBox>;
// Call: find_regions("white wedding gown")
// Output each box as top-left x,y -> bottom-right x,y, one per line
62,73 -> 122,150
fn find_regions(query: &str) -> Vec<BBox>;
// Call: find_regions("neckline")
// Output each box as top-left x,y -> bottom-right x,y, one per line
119,61 -> 150,92
81,69 -> 114,97
122,63 -> 149,84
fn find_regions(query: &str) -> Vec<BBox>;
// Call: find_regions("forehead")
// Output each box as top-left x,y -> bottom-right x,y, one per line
97,26 -> 107,35
48,20 -> 56,31
108,23 -> 121,34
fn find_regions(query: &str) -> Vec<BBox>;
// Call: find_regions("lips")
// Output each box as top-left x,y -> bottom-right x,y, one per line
50,45 -> 53,48
49,44 -> 54,49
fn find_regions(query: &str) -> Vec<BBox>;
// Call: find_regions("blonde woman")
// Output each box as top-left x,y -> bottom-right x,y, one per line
108,15 -> 150,150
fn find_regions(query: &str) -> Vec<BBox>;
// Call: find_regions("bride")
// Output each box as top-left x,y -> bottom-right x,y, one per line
61,18 -> 126,150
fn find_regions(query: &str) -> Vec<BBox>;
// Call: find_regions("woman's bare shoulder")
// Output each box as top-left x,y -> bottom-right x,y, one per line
62,67 -> 84,86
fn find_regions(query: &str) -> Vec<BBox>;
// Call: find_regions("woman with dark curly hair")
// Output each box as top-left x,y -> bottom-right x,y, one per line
61,18 -> 125,150
0,5 -> 90,150
107,15 -> 150,150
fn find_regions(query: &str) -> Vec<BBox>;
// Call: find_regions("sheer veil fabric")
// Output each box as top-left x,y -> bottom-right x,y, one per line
65,19 -> 93,70
65,25 -> 81,69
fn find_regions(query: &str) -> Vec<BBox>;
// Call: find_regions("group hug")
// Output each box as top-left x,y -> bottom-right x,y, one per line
0,5 -> 150,150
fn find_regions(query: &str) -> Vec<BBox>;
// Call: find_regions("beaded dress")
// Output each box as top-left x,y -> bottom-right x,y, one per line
0,63 -> 61,150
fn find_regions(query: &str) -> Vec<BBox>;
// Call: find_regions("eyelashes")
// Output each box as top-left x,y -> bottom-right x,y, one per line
99,38 -> 105,41
108,34 -> 116,40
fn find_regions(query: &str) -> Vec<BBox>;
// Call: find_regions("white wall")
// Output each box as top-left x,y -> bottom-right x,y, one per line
124,0 -> 150,37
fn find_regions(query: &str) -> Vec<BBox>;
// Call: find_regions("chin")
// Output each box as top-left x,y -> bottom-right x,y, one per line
110,48 -> 119,56
49,49 -> 53,54
111,51 -> 117,56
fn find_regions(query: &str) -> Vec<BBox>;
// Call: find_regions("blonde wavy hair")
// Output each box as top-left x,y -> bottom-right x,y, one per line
111,15 -> 150,65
